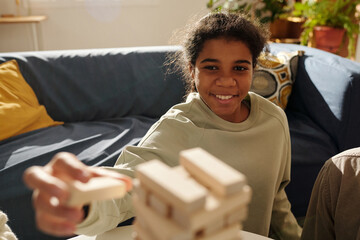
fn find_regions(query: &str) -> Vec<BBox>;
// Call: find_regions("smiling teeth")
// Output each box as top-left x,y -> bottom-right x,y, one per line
216,95 -> 232,100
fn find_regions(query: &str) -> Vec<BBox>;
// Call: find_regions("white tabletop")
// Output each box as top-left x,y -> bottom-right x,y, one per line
70,226 -> 272,240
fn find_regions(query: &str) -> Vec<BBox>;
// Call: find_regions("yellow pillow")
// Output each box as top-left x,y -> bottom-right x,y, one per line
0,60 -> 63,141
251,50 -> 304,109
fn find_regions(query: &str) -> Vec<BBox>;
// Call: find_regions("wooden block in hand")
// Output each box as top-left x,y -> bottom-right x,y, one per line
135,159 -> 207,213
66,177 -> 126,206
180,148 -> 246,197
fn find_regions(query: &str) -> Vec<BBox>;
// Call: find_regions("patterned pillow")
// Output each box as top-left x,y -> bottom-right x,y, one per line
251,50 -> 304,109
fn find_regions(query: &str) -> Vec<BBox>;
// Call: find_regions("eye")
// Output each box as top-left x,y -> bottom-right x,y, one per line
234,66 -> 247,71
203,65 -> 218,70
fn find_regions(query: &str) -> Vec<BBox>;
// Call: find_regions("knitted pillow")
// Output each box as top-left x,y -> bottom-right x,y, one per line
251,51 -> 304,109
0,210 -> 17,240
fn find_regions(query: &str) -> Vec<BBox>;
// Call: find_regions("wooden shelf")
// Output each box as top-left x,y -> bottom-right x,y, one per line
0,15 -> 47,51
0,15 -> 47,24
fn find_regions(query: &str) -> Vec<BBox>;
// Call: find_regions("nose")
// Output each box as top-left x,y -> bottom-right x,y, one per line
216,75 -> 236,87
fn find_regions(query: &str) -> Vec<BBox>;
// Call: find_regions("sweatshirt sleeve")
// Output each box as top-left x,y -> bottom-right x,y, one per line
75,193 -> 134,236
270,181 -> 302,240
74,145 -> 159,236
75,117 -> 185,236
269,126 -> 302,240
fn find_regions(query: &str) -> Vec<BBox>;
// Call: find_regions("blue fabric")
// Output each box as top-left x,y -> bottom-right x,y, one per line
0,47 -> 185,122
285,111 -> 338,216
270,44 -> 360,151
270,44 -> 360,216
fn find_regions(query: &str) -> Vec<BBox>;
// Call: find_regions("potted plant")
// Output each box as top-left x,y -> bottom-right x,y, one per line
206,0 -> 304,41
206,0 -> 290,24
293,0 -> 360,58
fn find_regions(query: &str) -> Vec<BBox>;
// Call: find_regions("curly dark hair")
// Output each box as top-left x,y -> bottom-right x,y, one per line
168,12 -> 269,95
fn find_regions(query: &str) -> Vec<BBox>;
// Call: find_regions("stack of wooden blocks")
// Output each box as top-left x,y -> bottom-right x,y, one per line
132,147 -> 252,240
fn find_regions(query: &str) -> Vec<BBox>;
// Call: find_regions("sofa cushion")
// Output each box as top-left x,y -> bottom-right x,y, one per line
252,50 -> 300,109
0,60 -> 63,141
270,43 -> 360,152
285,111 -> 338,217
269,43 -> 360,217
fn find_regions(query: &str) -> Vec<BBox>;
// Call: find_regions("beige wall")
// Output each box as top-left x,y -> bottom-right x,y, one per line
0,0 -> 359,62
0,0 -> 209,52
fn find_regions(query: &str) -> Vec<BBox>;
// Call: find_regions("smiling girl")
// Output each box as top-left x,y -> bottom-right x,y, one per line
24,12 -> 301,239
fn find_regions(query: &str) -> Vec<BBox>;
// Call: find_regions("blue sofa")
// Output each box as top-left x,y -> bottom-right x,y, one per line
1,43 -> 359,239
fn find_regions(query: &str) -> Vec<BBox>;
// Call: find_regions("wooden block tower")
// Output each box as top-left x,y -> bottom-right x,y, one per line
132,147 -> 252,240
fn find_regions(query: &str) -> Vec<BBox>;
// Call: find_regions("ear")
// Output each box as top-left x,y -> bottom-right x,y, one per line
188,63 -> 195,79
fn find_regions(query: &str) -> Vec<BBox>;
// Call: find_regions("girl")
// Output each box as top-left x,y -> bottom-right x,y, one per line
24,12 -> 301,239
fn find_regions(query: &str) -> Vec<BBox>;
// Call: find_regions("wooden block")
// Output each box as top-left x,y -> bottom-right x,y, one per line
133,195 -> 193,240
134,208 -> 148,231
172,186 -> 252,231
149,193 -> 170,217
134,176 -> 171,216
132,179 -> 148,204
133,221 -> 155,240
135,159 -> 207,213
225,206 -> 248,226
198,223 -> 240,240
66,177 -> 126,206
180,148 -> 246,197
172,165 -> 190,178
202,218 -> 224,236
231,231 -> 244,240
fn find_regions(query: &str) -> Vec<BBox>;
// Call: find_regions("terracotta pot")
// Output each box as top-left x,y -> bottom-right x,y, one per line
314,26 -> 346,53
270,18 -> 304,39
270,19 -> 290,39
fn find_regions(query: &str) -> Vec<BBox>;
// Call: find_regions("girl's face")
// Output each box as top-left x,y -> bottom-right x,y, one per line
190,38 -> 253,123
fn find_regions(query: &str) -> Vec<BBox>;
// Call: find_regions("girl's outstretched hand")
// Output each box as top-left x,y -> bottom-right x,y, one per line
23,152 -> 132,237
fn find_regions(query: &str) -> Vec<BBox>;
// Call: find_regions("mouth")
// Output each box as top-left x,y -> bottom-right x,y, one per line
216,95 -> 233,100
213,94 -> 239,100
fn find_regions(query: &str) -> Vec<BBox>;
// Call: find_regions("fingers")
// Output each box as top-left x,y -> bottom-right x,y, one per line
23,152 -> 89,236
48,152 -> 91,183
32,190 -> 84,237
23,151 -> 133,237
35,210 -> 78,237
33,190 -> 84,222
24,166 -> 69,203
24,152 -> 91,195
119,175 -> 133,191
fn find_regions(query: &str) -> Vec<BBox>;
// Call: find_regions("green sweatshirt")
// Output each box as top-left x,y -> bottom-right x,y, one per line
76,92 -> 301,239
